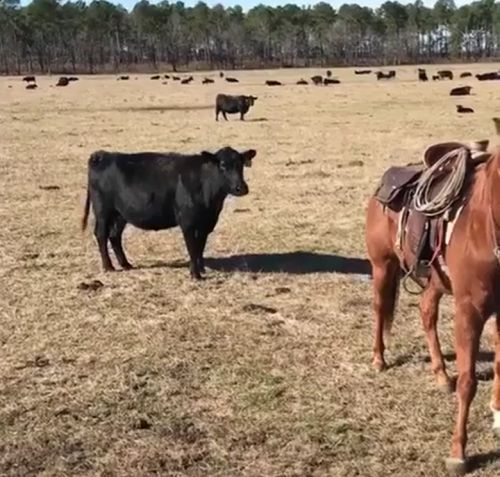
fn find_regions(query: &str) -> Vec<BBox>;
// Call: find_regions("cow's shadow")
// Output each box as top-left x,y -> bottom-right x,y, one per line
145,252 -> 370,276
204,251 -> 371,275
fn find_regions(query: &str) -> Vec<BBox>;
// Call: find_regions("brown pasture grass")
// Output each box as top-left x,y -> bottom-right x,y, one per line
1,64 -> 500,477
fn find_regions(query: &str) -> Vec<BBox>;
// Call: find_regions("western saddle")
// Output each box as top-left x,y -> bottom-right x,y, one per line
374,140 -> 490,290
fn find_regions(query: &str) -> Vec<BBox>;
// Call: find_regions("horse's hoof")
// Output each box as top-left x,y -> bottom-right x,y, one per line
437,379 -> 455,394
445,457 -> 467,476
372,359 -> 386,372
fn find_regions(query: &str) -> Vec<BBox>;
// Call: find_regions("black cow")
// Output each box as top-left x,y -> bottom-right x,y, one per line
68,77 -> 79,82
418,68 -> 428,81
56,76 -> 69,86
150,75 -> 160,80
324,78 -> 340,85
118,75 -> 130,81
203,78 -> 214,84
326,70 -> 332,78
181,76 -> 194,84
354,70 -> 371,75
476,72 -> 500,81
23,75 -> 36,83
225,77 -> 239,83
215,94 -> 257,121
456,105 -> 474,114
311,75 -> 323,85
450,86 -> 472,96
376,70 -> 396,80
296,79 -> 308,85
26,83 -> 38,90
219,72 -> 224,78
164,74 -> 170,79
438,70 -> 453,80
81,147 -> 257,279
172,76 -> 181,81
432,75 -> 440,81
460,72 -> 472,78
265,80 -> 282,86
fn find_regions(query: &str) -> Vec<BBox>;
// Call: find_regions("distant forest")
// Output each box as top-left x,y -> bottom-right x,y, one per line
0,0 -> 499,74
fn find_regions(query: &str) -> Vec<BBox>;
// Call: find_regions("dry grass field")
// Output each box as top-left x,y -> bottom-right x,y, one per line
1,64 -> 500,477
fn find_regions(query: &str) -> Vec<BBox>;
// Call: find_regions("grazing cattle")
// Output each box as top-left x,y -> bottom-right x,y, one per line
460,72 -> 472,78
68,77 -> 79,82
450,86 -> 472,96
354,70 -> 372,75
418,68 -> 428,81
324,78 -> 340,85
26,83 -> 38,90
219,72 -> 224,78
326,70 -> 332,78
265,80 -> 282,86
438,70 -> 453,80
432,75 -> 440,81
172,76 -> 181,81
150,75 -> 160,80
118,75 -> 130,81
23,75 -> 36,83
202,78 -> 214,84
296,79 -> 308,85
164,74 -> 170,79
376,70 -> 396,80
215,94 -> 257,121
225,77 -> 239,83
366,142 -> 500,474
56,77 -> 69,86
81,147 -> 257,279
456,105 -> 474,113
311,75 -> 323,85
181,76 -> 194,84
476,72 -> 500,81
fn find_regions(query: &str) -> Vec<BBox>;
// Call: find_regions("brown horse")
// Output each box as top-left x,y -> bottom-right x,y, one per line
365,147 -> 500,475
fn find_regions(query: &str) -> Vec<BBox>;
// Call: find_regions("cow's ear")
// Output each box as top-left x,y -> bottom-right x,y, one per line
242,149 -> 257,167
202,151 -> 217,163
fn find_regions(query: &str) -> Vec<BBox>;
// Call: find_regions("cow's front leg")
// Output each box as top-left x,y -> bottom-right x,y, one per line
181,227 -> 203,280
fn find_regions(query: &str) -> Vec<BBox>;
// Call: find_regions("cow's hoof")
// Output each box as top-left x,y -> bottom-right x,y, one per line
445,457 -> 467,476
122,263 -> 134,271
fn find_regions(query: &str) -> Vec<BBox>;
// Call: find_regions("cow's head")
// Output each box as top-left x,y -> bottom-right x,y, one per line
245,96 -> 257,107
203,147 -> 257,196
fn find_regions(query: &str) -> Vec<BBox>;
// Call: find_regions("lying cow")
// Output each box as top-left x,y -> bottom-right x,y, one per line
354,70 -> 371,75
450,86 -> 472,96
82,147 -> 257,279
311,75 -> 323,85
476,72 -> 500,81
265,80 -> 282,86
376,71 -> 396,80
215,94 -> 257,121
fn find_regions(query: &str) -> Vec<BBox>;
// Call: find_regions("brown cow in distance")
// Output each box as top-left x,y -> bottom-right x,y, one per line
450,86 -> 472,96
432,75 -> 440,81
150,75 -> 160,80
460,72 -> 472,78
296,79 -> 308,85
26,83 -> 38,90
265,80 -> 282,86
23,75 -> 35,83
376,70 -> 396,80
438,70 -> 453,80
181,76 -> 193,84
202,78 -> 214,84
418,68 -> 428,81
225,77 -> 239,83
324,78 -> 340,85
456,105 -> 474,113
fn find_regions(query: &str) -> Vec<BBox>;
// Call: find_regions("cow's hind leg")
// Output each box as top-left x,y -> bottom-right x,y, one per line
420,284 -> 452,392
446,302 -> 485,475
109,216 -> 132,270
491,313 -> 500,438
372,258 -> 400,371
94,216 -> 114,272
223,111 -> 228,121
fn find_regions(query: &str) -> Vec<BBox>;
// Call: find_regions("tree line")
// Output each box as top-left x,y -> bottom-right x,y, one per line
0,0 -> 499,75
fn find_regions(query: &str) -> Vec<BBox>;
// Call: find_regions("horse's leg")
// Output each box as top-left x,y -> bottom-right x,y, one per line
491,313 -> 500,437
372,258 -> 400,371
419,284 -> 452,392
445,301 -> 485,475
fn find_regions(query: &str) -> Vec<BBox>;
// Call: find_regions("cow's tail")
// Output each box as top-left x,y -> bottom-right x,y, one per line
81,186 -> 91,231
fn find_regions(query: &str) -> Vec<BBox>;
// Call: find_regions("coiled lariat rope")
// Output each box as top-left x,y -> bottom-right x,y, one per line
412,147 -> 469,216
